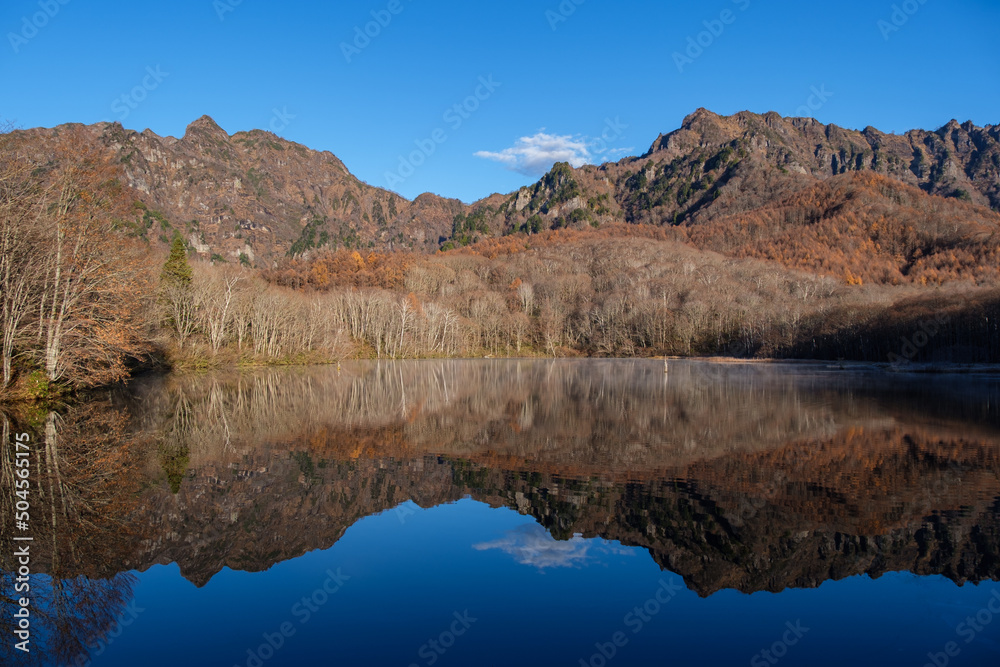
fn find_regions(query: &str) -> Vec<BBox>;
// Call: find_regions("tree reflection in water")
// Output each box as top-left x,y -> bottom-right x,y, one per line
2,359 -> 999,662
1,402 -> 144,666
115,361 -> 1000,593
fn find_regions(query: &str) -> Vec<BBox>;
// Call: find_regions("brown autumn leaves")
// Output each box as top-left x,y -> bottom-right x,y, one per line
0,125 -> 150,394
3,122 -> 1000,400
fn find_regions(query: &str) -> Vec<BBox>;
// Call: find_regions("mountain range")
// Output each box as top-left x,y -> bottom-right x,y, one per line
8,109 -> 1000,272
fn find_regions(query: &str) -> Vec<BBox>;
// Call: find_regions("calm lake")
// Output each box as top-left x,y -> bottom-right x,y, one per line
3,359 -> 1000,666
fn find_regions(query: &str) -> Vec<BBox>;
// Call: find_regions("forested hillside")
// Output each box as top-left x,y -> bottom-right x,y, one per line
5,109 -> 999,263
2,110 -> 999,399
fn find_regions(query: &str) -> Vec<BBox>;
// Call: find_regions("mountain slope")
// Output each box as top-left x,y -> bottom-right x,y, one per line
684,172 -> 1000,285
492,109 -> 1000,236
480,110 -> 1000,284
6,109 -> 1000,276
8,117 -> 463,263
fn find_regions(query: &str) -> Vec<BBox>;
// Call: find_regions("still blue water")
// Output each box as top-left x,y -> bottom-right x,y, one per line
92,499 -> 1000,667
3,360 -> 1000,666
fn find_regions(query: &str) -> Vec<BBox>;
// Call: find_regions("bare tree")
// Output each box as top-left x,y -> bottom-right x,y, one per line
33,131 -> 151,385
0,133 -> 44,389
193,265 -> 243,353
159,279 -> 198,350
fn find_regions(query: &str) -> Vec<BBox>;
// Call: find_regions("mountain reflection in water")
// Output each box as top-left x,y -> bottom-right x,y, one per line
2,359 -> 999,665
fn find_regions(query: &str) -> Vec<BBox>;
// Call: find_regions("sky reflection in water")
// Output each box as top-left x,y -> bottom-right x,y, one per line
2,360 -> 1000,666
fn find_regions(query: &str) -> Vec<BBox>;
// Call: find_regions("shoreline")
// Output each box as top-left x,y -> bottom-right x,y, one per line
5,356 -> 1000,407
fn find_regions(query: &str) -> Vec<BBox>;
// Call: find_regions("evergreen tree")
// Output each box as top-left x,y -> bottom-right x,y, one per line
159,232 -> 197,348
161,232 -> 192,288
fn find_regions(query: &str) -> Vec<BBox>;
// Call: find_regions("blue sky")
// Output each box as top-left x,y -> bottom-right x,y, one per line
2,0 -> 998,203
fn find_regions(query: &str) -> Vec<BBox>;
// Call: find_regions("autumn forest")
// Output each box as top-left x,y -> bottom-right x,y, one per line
2,113 -> 1000,400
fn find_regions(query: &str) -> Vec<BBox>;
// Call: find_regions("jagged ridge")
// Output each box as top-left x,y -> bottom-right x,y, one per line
6,109 -> 1000,275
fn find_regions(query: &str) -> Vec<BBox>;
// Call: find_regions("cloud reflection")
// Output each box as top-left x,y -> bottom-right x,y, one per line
473,523 -> 629,570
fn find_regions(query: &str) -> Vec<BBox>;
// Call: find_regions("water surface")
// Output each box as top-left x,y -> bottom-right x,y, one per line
3,360 -> 1000,666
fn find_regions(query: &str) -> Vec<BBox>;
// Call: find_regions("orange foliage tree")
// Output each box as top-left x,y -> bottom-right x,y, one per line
32,129 -> 153,386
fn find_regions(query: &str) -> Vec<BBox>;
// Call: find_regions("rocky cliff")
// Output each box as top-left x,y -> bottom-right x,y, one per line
7,109 -> 998,268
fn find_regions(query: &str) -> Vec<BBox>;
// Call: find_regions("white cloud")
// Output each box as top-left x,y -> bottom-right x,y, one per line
475,132 -> 592,176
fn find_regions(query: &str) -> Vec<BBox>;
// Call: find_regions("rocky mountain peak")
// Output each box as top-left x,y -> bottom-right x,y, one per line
7,108 -> 999,267
682,107 -> 721,126
183,115 -> 228,141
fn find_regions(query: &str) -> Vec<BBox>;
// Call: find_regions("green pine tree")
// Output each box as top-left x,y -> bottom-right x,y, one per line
158,232 -> 197,347
159,443 -> 190,494
161,232 -> 192,288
